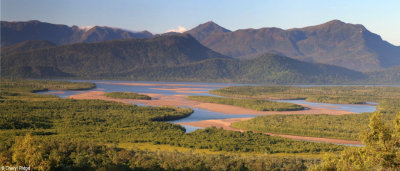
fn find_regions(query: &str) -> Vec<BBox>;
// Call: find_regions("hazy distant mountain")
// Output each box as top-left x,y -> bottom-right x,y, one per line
197,20 -> 400,72
79,26 -> 153,43
1,34 -> 227,77
1,40 -> 56,55
0,20 -> 153,47
186,21 -> 231,42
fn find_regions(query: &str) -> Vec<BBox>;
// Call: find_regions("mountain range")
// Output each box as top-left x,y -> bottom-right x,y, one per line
0,20 -> 153,47
1,33 -> 367,83
1,20 -> 399,83
186,20 -> 400,72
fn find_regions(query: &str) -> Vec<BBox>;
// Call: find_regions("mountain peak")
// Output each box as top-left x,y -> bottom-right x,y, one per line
324,19 -> 345,25
318,19 -> 366,30
201,21 -> 219,26
186,21 -> 231,42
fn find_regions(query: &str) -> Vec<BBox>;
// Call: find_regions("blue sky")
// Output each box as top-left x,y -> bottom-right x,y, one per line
1,0 -> 399,45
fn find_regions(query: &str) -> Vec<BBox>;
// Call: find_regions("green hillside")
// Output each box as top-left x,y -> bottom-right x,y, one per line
367,66 -> 400,83
122,54 -> 366,84
1,33 -> 373,84
1,34 -> 227,77
1,40 -> 56,55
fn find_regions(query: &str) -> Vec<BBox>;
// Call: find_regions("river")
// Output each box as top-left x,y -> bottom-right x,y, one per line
38,80 -> 377,132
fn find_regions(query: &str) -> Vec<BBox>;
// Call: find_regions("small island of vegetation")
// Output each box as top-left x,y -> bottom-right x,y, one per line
104,91 -> 151,100
211,86 -> 400,104
187,95 -> 304,111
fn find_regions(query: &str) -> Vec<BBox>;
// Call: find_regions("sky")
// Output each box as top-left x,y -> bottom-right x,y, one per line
1,0 -> 400,45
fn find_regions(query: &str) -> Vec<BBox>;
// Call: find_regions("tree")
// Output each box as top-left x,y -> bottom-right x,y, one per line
316,112 -> 400,170
12,134 -> 51,171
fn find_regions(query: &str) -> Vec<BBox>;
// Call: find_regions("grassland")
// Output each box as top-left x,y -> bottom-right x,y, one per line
104,91 -> 151,100
187,95 -> 304,111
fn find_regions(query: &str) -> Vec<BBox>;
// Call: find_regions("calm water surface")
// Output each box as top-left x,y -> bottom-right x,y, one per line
38,80 -> 378,132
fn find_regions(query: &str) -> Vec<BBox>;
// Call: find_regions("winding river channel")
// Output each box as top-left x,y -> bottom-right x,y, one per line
38,80 -> 378,134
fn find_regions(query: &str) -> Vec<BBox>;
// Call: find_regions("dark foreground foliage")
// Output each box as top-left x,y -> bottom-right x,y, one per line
0,135 -> 320,171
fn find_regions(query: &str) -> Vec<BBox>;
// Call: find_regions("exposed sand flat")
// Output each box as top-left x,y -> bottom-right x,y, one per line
178,118 -> 362,145
68,91 -> 355,115
179,118 -> 251,132
97,82 -> 227,87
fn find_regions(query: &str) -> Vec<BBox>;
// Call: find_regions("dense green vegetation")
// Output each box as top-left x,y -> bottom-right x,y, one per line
213,85 -> 400,141
1,79 -> 96,92
1,40 -> 56,55
212,85 -> 400,104
0,79 -> 348,170
123,54 -> 366,84
104,92 -> 151,100
187,95 -> 304,111
232,99 -> 400,141
1,135 -> 322,171
367,66 -> 400,83
233,114 -> 370,140
316,112 -> 400,170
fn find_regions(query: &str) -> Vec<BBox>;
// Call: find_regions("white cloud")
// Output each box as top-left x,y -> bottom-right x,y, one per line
166,26 -> 187,33
78,26 -> 94,31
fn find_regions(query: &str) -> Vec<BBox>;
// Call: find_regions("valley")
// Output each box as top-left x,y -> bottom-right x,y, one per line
1,15 -> 400,170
